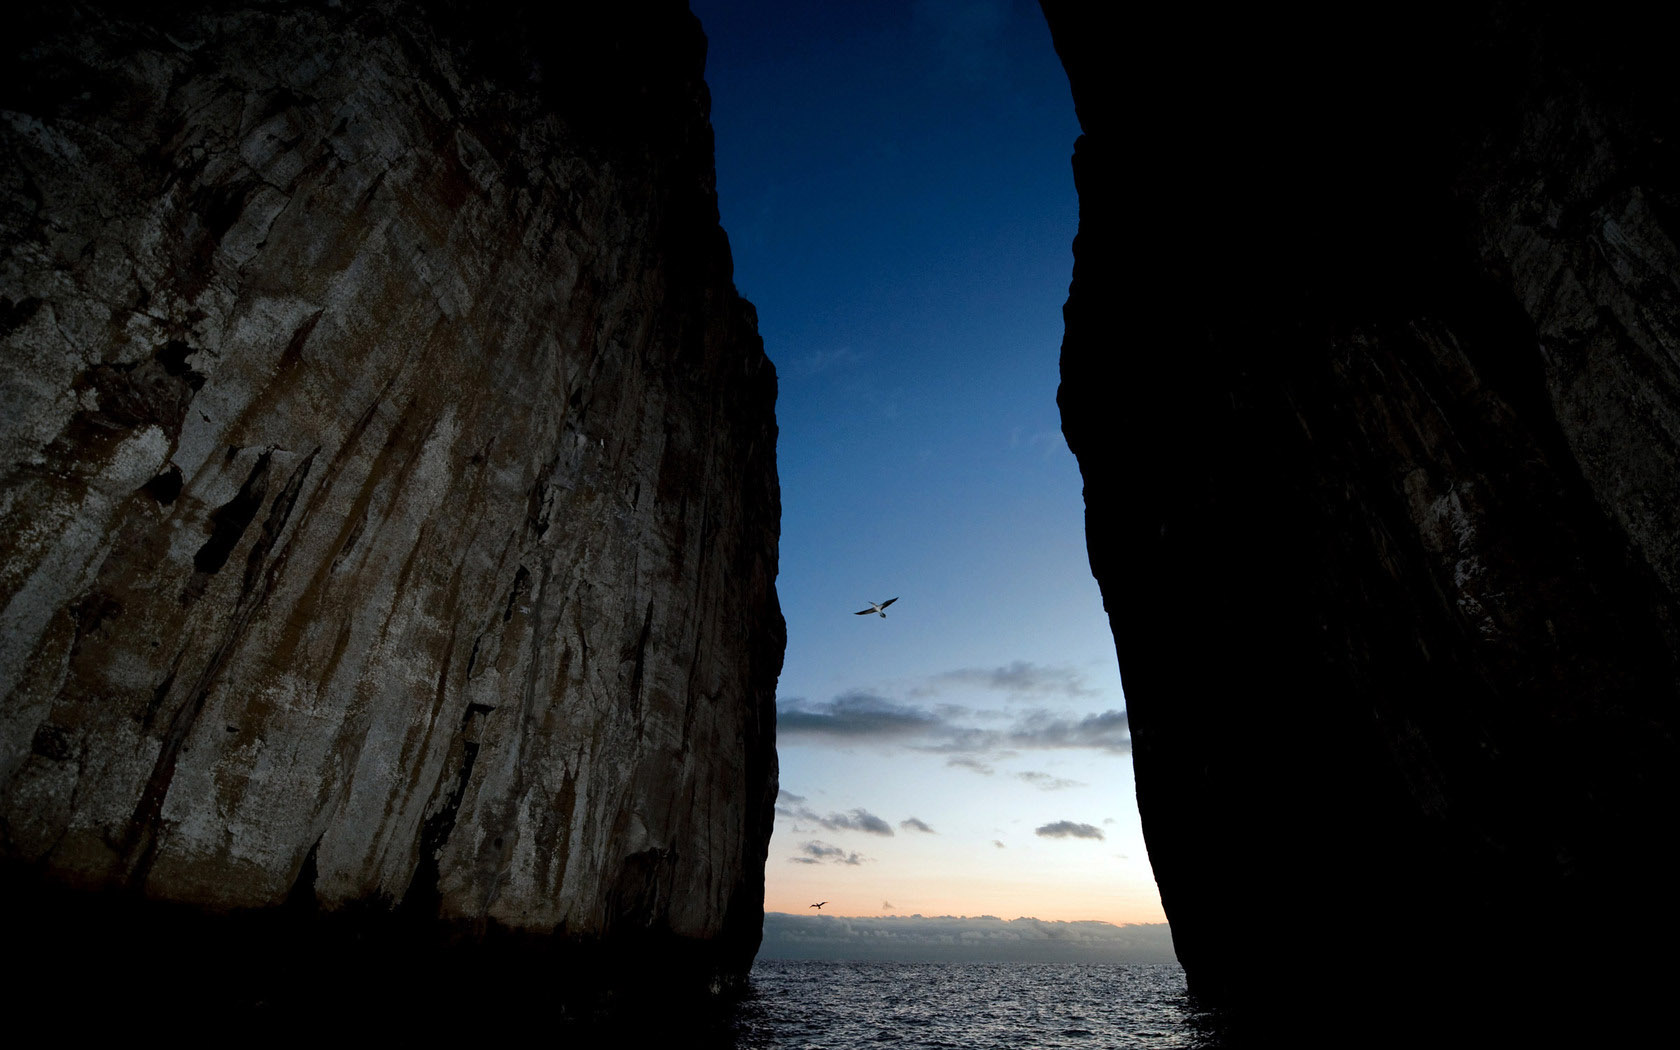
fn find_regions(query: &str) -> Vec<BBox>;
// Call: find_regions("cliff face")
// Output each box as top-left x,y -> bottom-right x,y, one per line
0,0 -> 781,991
1045,0 -> 1678,1032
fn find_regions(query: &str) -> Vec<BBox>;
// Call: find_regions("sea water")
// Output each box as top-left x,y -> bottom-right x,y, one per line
719,960 -> 1226,1048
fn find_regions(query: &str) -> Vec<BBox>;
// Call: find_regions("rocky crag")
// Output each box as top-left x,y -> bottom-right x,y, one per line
0,0 -> 781,1006
1045,0 -> 1678,1036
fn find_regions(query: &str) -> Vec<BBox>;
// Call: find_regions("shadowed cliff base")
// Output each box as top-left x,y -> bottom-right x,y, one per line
1,0 -> 780,1000
0,870 -> 760,1036
1044,0 -> 1678,1040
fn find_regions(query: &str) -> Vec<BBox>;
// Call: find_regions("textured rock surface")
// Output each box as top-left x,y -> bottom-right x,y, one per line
1045,0 -> 1678,1034
0,0 -> 780,992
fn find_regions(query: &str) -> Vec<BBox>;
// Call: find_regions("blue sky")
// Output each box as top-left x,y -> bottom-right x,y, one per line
692,0 -> 1166,925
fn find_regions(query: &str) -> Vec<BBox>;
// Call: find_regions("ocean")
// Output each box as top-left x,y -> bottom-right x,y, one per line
717,960 -> 1226,1048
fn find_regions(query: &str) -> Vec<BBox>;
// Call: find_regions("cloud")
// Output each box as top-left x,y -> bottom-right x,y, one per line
899,817 -> 935,833
1007,710 -> 1131,754
947,756 -> 994,775
778,789 -> 807,804
992,840 -> 1007,849
917,661 -> 1097,700
781,690 -> 1131,758
916,726 -> 1009,754
779,805 -> 896,836
778,692 -> 941,740
1017,771 -> 1085,791
914,710 -> 1130,757
822,809 -> 894,836
1014,428 -> 1068,461
759,913 -> 1178,965
1035,821 -> 1105,841
797,841 -> 868,866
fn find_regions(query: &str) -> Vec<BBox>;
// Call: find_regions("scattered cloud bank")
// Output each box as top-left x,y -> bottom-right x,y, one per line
777,804 -> 896,836
1006,710 -> 1129,752
778,691 -> 939,739
759,913 -> 1178,965
1036,821 -> 1105,840
774,802 -> 939,840
793,841 -> 869,866
777,677 -> 1129,758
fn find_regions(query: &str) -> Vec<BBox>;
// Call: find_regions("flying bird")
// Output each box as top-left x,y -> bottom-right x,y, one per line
810,901 -> 828,910
855,598 -> 898,618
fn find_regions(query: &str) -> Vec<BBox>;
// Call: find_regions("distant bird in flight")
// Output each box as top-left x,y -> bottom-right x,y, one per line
810,901 -> 828,910
855,598 -> 898,618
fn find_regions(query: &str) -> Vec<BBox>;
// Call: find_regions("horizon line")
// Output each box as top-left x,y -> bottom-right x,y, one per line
766,912 -> 1170,926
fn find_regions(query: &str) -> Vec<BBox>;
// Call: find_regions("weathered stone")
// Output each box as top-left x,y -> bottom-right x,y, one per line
0,0 -> 781,999
1045,0 -> 1678,1037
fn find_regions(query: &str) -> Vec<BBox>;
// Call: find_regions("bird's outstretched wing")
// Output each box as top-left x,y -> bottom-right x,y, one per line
880,597 -> 898,609
854,608 -> 874,615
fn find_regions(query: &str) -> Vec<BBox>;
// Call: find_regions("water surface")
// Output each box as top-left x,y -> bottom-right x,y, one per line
723,960 -> 1226,1048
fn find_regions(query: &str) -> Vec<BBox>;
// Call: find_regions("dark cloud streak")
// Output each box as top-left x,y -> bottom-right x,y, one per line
780,805 -> 896,836
781,698 -> 1129,755
777,691 -> 941,739
1036,821 -> 1105,840
1017,771 -> 1085,791
796,840 -> 868,865
918,660 -> 1097,699
1008,710 -> 1130,753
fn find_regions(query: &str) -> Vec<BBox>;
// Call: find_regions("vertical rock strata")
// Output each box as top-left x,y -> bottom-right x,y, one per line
0,0 -> 781,991
1045,0 -> 1678,1033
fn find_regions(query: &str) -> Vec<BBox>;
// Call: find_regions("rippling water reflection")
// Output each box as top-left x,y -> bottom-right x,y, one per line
718,961 -> 1229,1049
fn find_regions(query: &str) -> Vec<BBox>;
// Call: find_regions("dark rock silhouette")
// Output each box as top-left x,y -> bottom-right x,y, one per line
0,0 -> 781,1011
1044,0 -> 1678,1037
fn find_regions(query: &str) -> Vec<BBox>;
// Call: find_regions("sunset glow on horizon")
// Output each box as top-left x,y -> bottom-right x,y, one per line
763,858 -> 1170,927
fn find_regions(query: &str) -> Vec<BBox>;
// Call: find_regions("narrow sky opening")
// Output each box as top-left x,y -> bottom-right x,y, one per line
693,0 -> 1165,927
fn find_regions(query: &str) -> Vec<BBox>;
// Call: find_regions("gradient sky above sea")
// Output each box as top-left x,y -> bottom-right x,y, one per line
691,0 -> 1166,927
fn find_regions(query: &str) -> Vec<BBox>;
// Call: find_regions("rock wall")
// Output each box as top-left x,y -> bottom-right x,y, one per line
1044,0 -> 1678,1034
0,0 -> 781,997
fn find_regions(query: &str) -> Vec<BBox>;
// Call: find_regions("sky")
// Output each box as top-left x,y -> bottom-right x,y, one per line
690,0 -> 1168,930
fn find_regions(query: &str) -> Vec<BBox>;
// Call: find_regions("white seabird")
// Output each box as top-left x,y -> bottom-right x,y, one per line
855,598 -> 898,618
